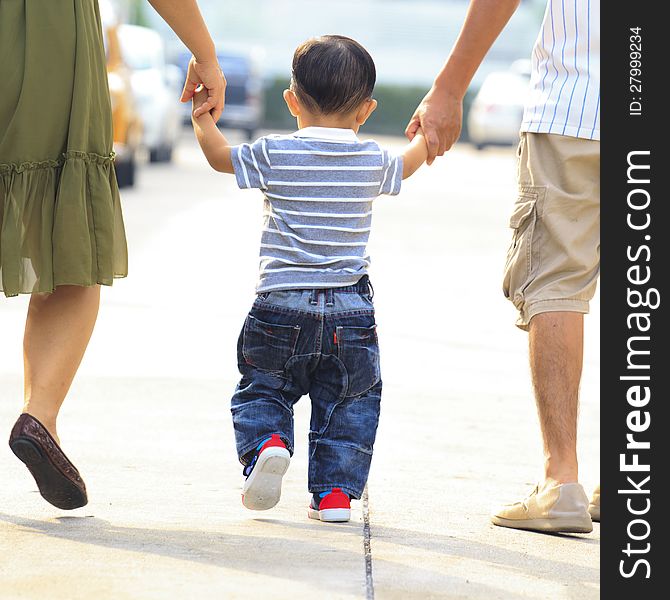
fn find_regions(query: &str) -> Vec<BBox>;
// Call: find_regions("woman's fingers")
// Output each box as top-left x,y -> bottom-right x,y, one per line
209,76 -> 226,122
180,76 -> 199,102
193,59 -> 226,119
180,58 -> 204,103
192,92 -> 216,117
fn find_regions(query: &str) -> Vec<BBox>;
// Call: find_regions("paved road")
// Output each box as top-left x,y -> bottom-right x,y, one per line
0,131 -> 600,599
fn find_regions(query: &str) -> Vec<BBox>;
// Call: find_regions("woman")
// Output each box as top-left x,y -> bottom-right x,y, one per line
0,0 -> 225,510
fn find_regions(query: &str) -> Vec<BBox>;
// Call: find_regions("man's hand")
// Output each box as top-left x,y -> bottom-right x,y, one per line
405,87 -> 463,166
405,0 -> 521,165
181,56 -> 226,121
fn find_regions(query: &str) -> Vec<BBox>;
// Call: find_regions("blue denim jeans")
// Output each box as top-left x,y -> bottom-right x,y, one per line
231,276 -> 381,499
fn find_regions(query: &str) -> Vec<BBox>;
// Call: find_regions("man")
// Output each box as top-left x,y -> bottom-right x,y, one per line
406,0 -> 600,533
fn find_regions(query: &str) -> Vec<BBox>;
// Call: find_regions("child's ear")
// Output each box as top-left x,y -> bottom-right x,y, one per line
283,89 -> 301,117
356,99 -> 378,126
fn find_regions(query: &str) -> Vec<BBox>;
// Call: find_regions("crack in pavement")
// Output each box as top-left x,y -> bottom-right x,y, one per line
363,485 -> 374,600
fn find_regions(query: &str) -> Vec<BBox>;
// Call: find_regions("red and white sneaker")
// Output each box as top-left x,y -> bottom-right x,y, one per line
308,488 -> 351,522
242,434 -> 290,510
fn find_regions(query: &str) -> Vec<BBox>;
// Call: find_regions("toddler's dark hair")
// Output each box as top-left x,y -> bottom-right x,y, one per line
291,35 -> 376,115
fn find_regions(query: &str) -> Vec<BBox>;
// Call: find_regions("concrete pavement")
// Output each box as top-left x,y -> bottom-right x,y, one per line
0,131 -> 600,599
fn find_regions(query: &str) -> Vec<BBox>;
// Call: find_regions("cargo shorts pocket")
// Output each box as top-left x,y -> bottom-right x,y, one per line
336,325 -> 381,398
502,186 -> 545,308
242,315 -> 301,372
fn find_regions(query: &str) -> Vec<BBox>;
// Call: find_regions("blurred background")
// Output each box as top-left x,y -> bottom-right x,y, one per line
102,0 -> 545,188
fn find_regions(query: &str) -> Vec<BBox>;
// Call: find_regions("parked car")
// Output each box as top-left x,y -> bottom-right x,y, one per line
467,60 -> 531,150
117,24 -> 183,163
176,47 -> 264,140
100,0 -> 143,187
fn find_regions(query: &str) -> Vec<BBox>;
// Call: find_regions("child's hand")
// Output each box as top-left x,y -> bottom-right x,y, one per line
190,85 -> 234,174
402,126 -> 429,179
192,85 -> 212,120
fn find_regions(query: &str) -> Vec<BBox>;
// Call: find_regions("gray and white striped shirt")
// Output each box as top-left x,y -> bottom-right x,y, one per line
521,0 -> 600,140
231,127 -> 403,293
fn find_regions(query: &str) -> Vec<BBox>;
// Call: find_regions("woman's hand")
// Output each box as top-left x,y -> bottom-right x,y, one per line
180,56 -> 227,121
405,86 -> 463,166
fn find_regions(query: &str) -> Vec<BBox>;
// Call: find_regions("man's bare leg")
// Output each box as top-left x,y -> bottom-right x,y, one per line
490,310 -> 591,532
528,311 -> 583,487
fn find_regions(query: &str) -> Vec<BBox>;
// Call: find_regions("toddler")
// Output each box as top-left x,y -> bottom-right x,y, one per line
192,35 -> 427,522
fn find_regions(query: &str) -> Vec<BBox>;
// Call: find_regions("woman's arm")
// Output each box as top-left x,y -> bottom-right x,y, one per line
147,0 -> 226,120
147,0 -> 215,63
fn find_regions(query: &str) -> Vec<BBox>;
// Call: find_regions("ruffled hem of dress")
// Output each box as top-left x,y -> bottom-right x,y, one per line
0,151 -> 128,297
0,150 -> 116,174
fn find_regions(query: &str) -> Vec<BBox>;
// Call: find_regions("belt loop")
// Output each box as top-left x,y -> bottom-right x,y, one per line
309,289 -> 318,305
325,288 -> 334,307
367,278 -> 374,300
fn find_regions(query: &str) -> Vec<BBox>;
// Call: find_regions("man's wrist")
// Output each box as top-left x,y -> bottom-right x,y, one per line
431,76 -> 466,103
431,58 -> 474,102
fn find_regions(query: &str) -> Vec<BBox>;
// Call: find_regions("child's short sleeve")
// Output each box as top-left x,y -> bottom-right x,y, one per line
379,148 -> 403,196
230,138 -> 271,190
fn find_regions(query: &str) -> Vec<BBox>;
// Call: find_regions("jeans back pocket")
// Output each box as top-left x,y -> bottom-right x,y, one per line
336,325 -> 381,397
242,315 -> 301,372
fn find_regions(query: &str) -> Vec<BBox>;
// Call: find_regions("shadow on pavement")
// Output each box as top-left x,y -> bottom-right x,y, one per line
0,511 -> 363,589
260,517 -> 599,594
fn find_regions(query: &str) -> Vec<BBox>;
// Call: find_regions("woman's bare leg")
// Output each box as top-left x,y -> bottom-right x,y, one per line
22,285 -> 101,443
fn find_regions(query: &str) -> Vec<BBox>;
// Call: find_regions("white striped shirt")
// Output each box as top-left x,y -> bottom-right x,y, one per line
521,0 -> 600,140
231,127 -> 403,293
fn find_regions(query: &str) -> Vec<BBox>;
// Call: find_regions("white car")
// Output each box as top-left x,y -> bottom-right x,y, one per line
117,24 -> 183,162
468,60 -> 531,150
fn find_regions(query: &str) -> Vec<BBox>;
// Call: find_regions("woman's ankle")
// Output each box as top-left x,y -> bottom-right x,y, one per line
20,407 -> 59,443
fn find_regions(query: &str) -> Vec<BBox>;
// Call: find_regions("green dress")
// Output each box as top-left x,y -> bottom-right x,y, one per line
0,0 -> 127,297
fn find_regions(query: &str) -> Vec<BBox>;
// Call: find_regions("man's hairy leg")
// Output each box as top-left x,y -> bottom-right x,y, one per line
528,311 -> 584,487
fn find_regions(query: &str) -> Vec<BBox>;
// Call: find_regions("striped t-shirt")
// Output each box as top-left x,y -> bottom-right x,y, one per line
521,0 -> 600,140
231,126 -> 403,293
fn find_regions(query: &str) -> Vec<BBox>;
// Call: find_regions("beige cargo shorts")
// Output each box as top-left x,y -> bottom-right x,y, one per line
502,132 -> 600,331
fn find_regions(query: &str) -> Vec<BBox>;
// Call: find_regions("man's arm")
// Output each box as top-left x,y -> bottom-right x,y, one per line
406,0 -> 521,164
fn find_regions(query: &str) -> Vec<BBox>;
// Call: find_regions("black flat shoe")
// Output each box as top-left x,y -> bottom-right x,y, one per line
9,413 -> 88,509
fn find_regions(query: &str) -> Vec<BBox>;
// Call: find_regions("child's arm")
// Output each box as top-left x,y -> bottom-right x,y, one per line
401,129 -> 429,179
191,88 -> 234,173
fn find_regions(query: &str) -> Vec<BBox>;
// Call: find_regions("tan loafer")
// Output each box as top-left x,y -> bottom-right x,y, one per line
588,484 -> 600,522
491,482 -> 593,533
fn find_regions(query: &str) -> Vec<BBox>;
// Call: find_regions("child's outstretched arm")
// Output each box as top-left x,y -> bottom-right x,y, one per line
401,129 -> 429,179
191,88 -> 234,173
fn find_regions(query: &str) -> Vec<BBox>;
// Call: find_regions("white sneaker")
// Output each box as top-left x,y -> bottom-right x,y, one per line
242,434 -> 290,511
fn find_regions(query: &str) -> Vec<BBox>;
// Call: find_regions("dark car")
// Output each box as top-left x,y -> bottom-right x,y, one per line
177,48 -> 264,140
